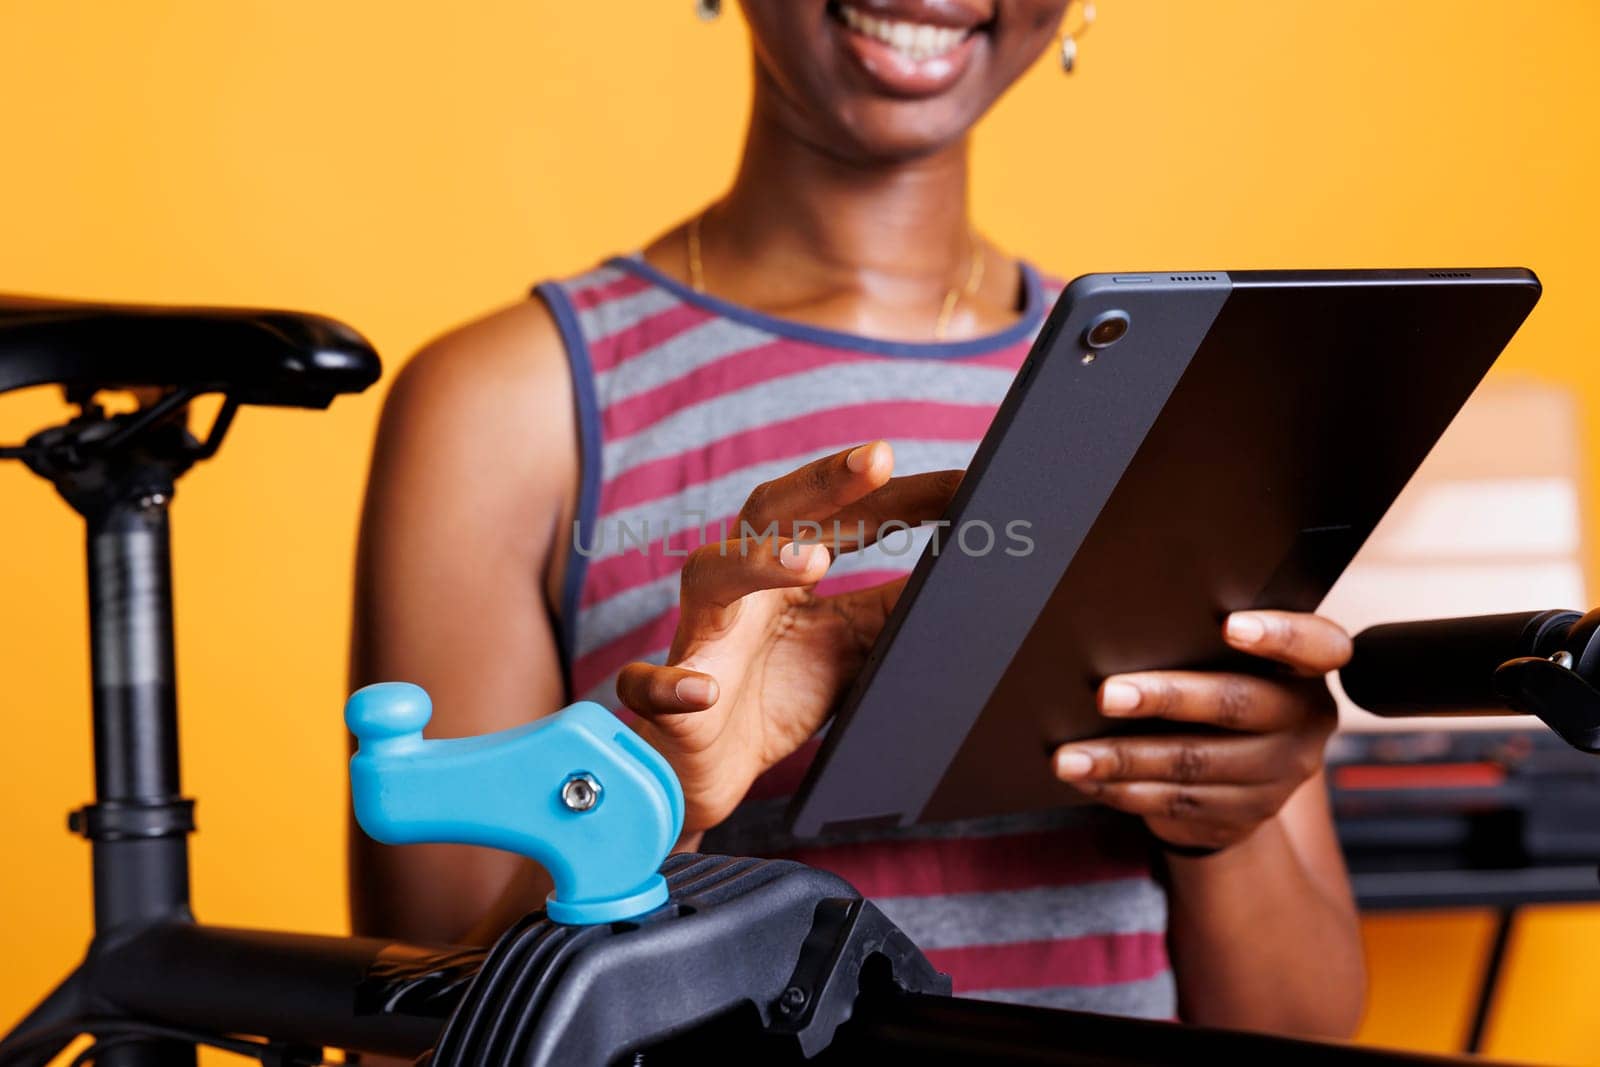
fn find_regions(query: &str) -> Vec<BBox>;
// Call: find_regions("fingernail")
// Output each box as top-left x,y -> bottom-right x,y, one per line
1100,680 -> 1142,715
1226,613 -> 1266,646
846,442 -> 878,473
1055,749 -> 1095,780
780,542 -> 819,572
675,676 -> 717,706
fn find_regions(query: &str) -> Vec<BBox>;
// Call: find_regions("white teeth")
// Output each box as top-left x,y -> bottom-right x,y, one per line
839,5 -> 971,62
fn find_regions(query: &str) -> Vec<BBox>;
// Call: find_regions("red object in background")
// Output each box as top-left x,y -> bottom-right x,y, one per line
1335,763 -> 1507,791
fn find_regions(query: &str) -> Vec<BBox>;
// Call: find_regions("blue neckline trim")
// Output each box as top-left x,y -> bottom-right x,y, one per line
533,280 -> 603,702
607,253 -> 1046,359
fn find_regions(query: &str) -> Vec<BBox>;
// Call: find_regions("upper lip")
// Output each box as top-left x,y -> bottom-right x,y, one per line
833,0 -> 994,32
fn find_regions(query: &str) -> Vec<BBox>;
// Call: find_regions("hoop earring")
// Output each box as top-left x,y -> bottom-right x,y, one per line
1060,1 -> 1096,73
696,0 -> 721,20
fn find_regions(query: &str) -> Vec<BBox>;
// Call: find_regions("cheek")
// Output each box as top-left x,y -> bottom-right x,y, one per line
993,0 -> 1072,73
741,3 -> 848,112
740,0 -> 830,65
1026,0 -> 1073,29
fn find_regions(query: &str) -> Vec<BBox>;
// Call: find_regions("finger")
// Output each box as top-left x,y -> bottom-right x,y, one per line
1097,671 -> 1337,734
1053,733 -> 1303,786
822,469 -> 964,551
1223,610 -> 1353,676
738,441 -> 894,534
1066,779 -> 1284,827
678,536 -> 830,622
616,663 -> 720,718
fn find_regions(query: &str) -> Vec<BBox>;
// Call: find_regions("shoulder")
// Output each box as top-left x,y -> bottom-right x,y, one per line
388,296 -> 567,427
372,294 -> 576,518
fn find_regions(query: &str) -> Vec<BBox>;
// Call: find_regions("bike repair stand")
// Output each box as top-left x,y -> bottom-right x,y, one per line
346,683 -> 951,1066
347,610 -> 1600,1065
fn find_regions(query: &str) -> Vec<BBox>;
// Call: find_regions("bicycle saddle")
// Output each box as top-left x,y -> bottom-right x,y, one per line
0,294 -> 380,408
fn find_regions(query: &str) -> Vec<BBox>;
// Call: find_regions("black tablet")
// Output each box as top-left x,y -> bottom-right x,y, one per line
788,268 -> 1542,838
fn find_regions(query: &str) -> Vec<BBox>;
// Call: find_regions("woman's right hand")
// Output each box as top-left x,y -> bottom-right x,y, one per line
617,441 -> 959,836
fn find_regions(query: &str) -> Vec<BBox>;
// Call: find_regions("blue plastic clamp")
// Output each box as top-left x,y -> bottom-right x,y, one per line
346,682 -> 685,925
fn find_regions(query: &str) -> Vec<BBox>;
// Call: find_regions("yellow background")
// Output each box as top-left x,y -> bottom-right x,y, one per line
2,0 -> 1597,1061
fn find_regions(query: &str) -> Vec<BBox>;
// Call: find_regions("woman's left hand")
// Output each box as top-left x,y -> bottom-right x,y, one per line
1052,610 -> 1351,853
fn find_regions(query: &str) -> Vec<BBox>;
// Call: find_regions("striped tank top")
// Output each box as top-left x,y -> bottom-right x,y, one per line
535,255 -> 1176,1018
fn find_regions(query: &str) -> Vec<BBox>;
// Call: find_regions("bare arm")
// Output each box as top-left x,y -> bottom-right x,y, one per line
1053,613 -> 1366,1037
348,298 -> 575,946
1165,777 -> 1365,1036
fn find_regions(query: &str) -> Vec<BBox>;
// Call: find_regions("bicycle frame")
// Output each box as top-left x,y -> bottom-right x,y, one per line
8,918 -> 1487,1067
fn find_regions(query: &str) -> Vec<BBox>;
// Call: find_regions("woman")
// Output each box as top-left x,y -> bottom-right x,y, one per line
351,0 -> 1365,1035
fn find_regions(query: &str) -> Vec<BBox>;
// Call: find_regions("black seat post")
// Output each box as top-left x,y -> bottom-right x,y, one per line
80,488 -> 195,932
15,403 -> 206,1067
22,404 -> 201,937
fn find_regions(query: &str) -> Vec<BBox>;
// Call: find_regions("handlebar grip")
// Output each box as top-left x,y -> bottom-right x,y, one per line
1339,609 -> 1579,716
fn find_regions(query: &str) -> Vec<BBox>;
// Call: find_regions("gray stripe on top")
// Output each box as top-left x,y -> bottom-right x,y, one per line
577,286 -> 680,345
969,973 -> 1177,1019
566,264 -> 625,296
575,574 -> 678,659
603,361 -> 1016,478
873,879 -> 1168,951
594,316 -> 776,405
578,668 -> 632,709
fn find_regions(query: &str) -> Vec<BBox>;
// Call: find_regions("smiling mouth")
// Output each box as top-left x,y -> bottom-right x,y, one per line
830,3 -> 986,63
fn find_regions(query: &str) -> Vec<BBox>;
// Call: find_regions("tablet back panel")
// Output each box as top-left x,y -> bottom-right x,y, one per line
788,269 -> 1541,837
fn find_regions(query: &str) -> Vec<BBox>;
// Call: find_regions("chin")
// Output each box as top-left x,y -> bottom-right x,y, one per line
826,96 -> 986,163
744,0 -> 1023,163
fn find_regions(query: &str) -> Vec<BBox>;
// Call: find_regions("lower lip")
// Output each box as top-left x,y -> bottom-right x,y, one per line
835,22 -> 983,98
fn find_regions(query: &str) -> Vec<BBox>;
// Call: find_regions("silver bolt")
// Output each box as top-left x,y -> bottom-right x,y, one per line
137,492 -> 169,509
561,773 -> 602,812
1551,650 -> 1576,669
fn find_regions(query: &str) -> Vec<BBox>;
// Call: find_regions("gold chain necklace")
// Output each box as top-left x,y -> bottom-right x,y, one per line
686,212 -> 985,341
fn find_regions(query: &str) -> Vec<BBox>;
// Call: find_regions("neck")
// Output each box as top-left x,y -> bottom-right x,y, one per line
712,86 -> 975,299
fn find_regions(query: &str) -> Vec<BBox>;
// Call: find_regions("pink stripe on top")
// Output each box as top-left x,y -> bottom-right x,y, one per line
601,401 -> 997,512
533,254 -> 1174,1018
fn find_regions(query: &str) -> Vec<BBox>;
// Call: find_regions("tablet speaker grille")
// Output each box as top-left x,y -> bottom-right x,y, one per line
1167,274 -> 1218,282
1428,271 -> 1473,279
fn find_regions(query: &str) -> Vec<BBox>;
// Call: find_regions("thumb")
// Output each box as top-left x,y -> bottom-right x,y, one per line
616,662 -> 720,719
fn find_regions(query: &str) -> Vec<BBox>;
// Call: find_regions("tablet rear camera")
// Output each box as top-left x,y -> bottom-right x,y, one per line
1084,311 -> 1130,350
